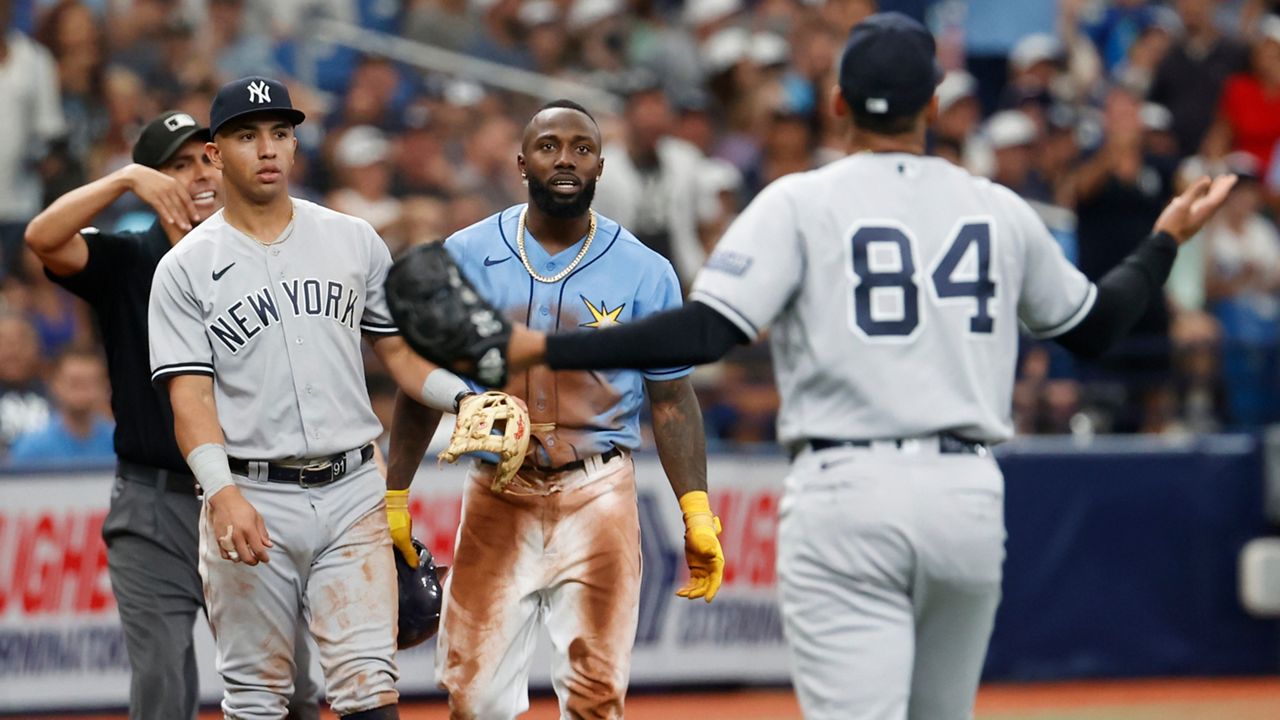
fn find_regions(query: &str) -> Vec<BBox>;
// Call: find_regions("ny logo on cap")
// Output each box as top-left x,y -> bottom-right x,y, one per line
247,80 -> 271,104
164,113 -> 197,132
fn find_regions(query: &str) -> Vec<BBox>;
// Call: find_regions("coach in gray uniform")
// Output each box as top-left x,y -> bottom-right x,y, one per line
24,113 -> 320,718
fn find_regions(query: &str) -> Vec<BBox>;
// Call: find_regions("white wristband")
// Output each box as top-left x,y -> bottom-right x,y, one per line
421,368 -> 473,413
187,443 -> 235,500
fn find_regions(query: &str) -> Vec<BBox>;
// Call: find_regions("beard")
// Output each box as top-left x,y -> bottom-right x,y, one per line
527,173 -> 597,219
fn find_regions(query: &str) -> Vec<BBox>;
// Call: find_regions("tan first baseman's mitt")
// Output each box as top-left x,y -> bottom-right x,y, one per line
438,391 -> 531,492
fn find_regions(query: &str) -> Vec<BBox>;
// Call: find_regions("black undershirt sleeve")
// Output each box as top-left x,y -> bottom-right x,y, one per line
545,301 -> 750,371
1053,231 -> 1179,358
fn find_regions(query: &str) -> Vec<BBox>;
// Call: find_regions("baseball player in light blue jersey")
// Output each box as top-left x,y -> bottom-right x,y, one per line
387,100 -> 724,720
430,14 -> 1238,720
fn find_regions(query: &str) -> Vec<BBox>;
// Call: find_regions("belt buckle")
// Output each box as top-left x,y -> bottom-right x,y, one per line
299,455 -> 344,488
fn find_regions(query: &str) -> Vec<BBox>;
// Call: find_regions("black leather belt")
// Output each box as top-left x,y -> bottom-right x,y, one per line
229,443 -> 374,488
791,434 -> 985,460
515,446 -> 623,475
118,460 -> 199,495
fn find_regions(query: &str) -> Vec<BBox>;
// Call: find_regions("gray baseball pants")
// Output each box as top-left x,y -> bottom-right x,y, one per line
777,439 -> 1006,720
105,463 -> 322,720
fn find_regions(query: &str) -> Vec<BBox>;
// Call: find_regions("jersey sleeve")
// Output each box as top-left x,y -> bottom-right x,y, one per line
149,254 -> 214,383
360,227 -> 399,336
688,178 -> 803,340
634,257 -> 693,381
45,228 -> 137,301
1011,193 -> 1098,338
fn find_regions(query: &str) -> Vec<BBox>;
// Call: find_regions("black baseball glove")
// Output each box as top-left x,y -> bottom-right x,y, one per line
385,243 -> 511,388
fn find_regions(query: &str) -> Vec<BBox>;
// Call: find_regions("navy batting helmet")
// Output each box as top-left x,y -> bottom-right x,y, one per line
395,538 -> 446,649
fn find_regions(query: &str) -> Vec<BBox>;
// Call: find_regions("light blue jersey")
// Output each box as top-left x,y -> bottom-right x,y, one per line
446,205 -> 691,467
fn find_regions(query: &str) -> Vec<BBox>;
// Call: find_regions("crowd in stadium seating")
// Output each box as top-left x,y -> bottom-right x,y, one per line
2,0 -> 1280,463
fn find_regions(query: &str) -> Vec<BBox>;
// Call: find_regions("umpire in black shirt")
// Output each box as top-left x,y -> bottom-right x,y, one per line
24,112 -> 320,720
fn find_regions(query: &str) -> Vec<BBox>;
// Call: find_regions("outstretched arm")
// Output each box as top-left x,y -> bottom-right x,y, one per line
509,301 -> 749,375
1054,174 -> 1237,358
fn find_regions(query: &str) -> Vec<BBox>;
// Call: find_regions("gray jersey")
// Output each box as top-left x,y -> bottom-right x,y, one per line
691,153 -> 1094,444
148,198 -> 398,459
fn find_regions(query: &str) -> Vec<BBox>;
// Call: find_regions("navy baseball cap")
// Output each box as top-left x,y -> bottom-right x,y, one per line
838,12 -> 943,118
209,76 -> 306,137
132,111 -> 210,168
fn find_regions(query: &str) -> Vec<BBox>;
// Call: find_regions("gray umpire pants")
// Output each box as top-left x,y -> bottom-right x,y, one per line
104,462 -> 323,720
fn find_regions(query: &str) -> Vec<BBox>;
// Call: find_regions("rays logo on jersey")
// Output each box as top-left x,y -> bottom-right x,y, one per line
580,296 -> 625,328
208,278 -> 361,353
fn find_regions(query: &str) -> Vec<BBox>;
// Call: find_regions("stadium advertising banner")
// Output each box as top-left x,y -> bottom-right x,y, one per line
0,456 -> 793,713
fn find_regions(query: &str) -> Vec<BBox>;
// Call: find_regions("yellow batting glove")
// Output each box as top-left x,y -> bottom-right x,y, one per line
386,489 -> 418,569
675,491 -> 724,603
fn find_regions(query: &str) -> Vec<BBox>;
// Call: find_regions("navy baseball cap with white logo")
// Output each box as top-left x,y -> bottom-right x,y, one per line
838,12 -> 943,118
209,76 -> 307,137
132,111 -> 210,169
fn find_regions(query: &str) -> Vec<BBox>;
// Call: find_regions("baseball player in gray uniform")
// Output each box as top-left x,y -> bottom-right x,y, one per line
147,77 -> 472,720
25,110 -> 320,720
419,14 -> 1237,720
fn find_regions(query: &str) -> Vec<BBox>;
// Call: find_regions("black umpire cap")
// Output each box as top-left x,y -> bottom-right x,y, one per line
132,111 -> 210,169
209,76 -> 306,137
838,12 -> 943,118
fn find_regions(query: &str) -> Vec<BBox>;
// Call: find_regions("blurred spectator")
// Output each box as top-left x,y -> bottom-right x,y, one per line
398,194 -> 450,250
403,0 -> 476,54
0,0 -> 67,278
1150,0 -> 1250,158
33,0 -> 106,201
593,82 -> 708,288
326,125 -> 402,238
0,313 -> 50,452
1081,0 -> 1162,74
459,113 -> 523,209
1203,15 -> 1280,177
1201,153 -> 1280,426
207,0 -> 283,82
1000,32 -> 1067,122
695,158 -> 743,255
519,1 -> 567,76
1110,5 -> 1179,94
930,70 -> 981,167
8,348 -> 111,463
465,0 -> 533,69
1074,86 -> 1177,433
984,109 -> 1042,199
15,247 -> 91,357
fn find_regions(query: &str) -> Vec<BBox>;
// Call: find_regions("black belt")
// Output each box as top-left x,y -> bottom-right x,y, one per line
489,445 -> 623,475
118,460 -> 199,495
229,443 -> 374,488
791,434 -> 985,460
533,445 -> 623,474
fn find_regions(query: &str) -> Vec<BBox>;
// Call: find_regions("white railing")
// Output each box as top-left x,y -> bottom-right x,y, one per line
301,18 -> 624,114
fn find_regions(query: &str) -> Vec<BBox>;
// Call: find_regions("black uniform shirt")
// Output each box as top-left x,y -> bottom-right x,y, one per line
47,222 -> 189,473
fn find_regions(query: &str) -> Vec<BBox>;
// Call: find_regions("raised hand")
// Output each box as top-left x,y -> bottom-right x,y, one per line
124,163 -> 199,231
1155,174 -> 1239,244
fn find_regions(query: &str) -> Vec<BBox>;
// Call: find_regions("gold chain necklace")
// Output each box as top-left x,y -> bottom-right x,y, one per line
516,206 -> 596,283
248,204 -> 296,247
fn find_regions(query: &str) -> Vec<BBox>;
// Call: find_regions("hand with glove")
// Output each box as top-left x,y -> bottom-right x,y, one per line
675,490 -> 725,602
438,391 -> 531,493
386,488 -> 418,569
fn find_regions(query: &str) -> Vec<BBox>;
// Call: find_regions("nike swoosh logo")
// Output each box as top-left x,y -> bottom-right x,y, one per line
483,256 -> 511,267
212,263 -> 235,281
